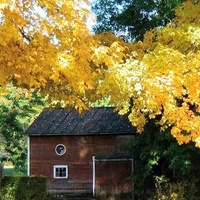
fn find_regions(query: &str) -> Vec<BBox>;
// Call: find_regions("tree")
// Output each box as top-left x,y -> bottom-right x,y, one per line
0,84 -> 45,172
97,0 -> 200,147
92,0 -> 185,41
1,0 -> 200,148
0,0 -> 125,112
131,120 -> 200,198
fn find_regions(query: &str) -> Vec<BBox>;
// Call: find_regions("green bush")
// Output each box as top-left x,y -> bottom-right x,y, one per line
148,175 -> 200,200
0,175 -> 47,200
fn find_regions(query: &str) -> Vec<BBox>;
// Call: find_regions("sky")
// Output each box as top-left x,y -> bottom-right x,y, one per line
33,0 -> 96,32
85,0 -> 96,31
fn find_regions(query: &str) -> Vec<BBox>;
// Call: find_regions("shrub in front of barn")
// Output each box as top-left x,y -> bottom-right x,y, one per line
0,175 -> 47,200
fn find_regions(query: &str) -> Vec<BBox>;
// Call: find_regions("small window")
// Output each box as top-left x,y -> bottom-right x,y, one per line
54,165 -> 68,178
55,144 -> 66,156
116,135 -> 134,154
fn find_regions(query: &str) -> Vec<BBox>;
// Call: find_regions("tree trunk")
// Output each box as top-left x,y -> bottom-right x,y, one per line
0,163 -> 4,191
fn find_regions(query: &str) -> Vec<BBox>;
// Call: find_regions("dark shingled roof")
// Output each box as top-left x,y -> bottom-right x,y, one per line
25,107 -> 136,136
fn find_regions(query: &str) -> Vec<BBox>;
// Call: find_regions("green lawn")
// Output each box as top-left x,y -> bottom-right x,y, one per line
4,165 -> 22,175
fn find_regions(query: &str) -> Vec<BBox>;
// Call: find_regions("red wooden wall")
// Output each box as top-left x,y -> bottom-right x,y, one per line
29,135 -> 133,193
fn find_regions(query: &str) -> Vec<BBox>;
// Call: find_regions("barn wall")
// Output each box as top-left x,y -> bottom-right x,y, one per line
95,160 -> 133,196
29,135 -> 126,192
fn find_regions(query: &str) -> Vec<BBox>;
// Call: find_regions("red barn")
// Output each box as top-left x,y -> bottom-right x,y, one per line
25,107 -> 135,197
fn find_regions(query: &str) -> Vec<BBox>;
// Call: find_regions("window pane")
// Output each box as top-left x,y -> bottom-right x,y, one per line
54,166 -> 68,178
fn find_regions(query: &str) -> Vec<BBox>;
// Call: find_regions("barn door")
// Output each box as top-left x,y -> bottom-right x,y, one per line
93,157 -> 133,197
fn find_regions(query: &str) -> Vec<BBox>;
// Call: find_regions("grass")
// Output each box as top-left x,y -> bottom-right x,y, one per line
4,165 -> 22,175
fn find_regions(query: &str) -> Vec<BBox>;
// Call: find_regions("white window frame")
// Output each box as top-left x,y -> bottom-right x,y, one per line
53,165 -> 68,179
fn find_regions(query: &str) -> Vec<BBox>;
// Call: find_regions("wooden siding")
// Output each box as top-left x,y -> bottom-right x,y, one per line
30,135 -> 132,192
95,160 -> 132,195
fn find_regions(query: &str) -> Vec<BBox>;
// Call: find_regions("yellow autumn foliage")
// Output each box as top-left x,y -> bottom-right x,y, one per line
1,0 -> 200,147
0,0 -> 126,112
101,0 -> 200,147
